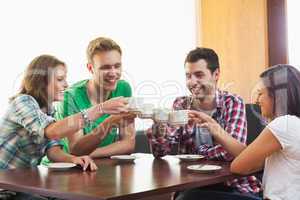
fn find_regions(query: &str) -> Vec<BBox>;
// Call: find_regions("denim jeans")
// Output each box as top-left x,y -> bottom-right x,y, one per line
175,183 -> 262,200
0,191 -> 63,200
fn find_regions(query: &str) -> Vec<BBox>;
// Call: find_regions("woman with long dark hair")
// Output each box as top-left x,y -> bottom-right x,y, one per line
183,64 -> 300,200
230,64 -> 300,199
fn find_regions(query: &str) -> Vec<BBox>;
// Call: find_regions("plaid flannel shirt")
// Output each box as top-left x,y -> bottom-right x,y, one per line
0,95 -> 62,169
147,90 -> 261,194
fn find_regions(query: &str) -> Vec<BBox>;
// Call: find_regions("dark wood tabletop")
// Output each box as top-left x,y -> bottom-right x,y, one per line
0,154 -> 237,200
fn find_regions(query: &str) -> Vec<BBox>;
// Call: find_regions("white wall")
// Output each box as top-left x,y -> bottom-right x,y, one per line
287,0 -> 300,71
0,0 -> 196,130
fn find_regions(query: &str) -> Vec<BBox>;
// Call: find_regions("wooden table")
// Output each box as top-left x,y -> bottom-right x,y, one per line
0,154 -> 236,200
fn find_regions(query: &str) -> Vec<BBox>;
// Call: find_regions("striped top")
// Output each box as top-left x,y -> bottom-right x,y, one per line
0,94 -> 61,169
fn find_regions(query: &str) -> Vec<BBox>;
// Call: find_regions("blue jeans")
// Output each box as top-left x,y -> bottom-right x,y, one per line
0,191 -> 63,200
175,184 -> 262,200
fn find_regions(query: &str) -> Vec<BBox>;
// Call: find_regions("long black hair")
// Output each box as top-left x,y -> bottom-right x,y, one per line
260,64 -> 300,118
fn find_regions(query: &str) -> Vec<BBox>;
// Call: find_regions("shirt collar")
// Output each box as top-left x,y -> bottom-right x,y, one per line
215,89 -> 224,109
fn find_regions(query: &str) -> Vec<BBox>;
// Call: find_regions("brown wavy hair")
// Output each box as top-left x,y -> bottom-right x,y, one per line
12,55 -> 65,109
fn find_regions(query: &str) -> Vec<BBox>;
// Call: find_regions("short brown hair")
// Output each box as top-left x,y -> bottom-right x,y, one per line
86,37 -> 122,64
185,47 -> 219,74
12,55 -> 65,109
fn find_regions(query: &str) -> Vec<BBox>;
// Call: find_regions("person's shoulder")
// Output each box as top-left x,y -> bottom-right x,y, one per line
65,79 -> 88,96
268,115 -> 300,134
11,94 -> 40,108
287,115 -> 300,123
173,96 -> 190,110
268,115 -> 300,146
286,115 -> 300,121
174,96 -> 189,102
221,90 -> 244,106
115,80 -> 132,96
272,115 -> 300,125
117,80 -> 131,88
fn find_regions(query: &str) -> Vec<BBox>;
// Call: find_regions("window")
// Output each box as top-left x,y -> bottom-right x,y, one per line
0,0 -> 196,130
287,0 -> 300,70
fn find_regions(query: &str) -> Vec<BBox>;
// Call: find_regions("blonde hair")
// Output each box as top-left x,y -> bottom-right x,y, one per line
86,37 -> 122,64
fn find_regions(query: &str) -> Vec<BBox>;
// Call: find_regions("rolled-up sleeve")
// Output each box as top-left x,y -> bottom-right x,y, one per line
45,140 -> 64,150
11,95 -> 55,144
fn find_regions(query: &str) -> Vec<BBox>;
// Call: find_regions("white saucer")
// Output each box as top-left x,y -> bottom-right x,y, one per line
110,155 -> 136,162
128,109 -> 142,114
169,121 -> 188,126
155,120 -> 169,123
175,154 -> 205,161
138,113 -> 153,119
187,164 -> 222,173
47,162 -> 76,170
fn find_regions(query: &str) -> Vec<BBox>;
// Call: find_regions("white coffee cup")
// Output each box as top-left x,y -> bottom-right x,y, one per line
153,108 -> 170,123
169,110 -> 189,125
126,97 -> 144,112
138,103 -> 155,119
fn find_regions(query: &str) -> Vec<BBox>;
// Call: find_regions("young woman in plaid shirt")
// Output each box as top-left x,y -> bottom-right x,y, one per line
0,55 -> 131,199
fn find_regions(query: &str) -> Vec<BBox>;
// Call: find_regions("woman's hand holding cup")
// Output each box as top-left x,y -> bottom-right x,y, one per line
188,110 -> 221,135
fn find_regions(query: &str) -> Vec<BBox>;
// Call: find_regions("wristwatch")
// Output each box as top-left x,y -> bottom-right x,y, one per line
80,109 -> 91,127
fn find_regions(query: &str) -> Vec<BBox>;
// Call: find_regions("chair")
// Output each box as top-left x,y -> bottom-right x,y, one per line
245,104 -> 266,181
245,104 -> 266,145
134,130 -> 151,153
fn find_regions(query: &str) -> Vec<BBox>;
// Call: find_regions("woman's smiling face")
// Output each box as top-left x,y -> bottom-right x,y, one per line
47,64 -> 68,102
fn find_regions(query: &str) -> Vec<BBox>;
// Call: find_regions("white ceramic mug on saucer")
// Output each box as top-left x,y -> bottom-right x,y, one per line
126,97 -> 144,112
153,108 -> 170,123
169,110 -> 189,125
138,103 -> 155,118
